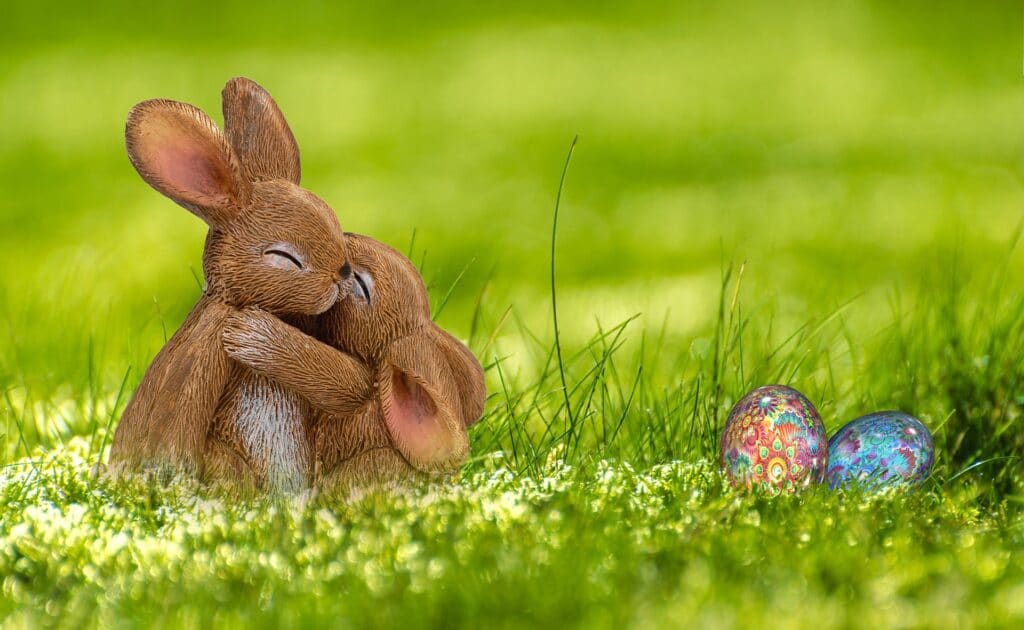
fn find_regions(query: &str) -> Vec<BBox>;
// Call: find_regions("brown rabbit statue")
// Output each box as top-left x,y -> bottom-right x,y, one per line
108,77 -> 354,492
222,233 -> 486,496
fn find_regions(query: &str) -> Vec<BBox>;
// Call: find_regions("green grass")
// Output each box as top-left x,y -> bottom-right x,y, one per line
3,1 -> 1024,627
2,443 -> 1022,628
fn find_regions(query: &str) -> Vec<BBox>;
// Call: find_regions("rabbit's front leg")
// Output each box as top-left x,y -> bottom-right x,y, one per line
202,437 -> 259,495
222,307 -> 373,416
109,297 -> 234,475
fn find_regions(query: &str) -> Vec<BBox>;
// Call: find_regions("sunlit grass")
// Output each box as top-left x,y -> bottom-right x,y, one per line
1,439 -> 1022,628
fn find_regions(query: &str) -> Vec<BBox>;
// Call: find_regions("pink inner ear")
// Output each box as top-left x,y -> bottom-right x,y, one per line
138,118 -> 235,211
161,144 -> 224,198
385,368 -> 452,466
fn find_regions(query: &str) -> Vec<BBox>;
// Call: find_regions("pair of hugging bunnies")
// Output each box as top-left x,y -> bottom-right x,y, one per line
107,78 -> 486,497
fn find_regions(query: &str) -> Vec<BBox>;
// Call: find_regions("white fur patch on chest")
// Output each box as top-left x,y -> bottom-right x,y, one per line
235,375 -> 308,493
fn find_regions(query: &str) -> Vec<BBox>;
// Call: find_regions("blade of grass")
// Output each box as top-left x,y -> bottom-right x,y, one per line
549,135 -> 578,451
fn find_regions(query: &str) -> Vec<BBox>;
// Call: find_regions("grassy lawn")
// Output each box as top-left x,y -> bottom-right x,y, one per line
2,1 -> 1024,627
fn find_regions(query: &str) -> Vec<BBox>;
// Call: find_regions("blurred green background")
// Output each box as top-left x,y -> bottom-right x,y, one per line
2,0 -> 1023,446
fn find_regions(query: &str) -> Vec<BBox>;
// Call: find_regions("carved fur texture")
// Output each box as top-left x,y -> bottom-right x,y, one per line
223,233 -> 486,497
109,78 -> 353,490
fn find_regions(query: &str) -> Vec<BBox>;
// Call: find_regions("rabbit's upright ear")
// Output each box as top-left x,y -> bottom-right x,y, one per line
221,77 -> 301,184
380,329 -> 473,471
126,99 -> 249,227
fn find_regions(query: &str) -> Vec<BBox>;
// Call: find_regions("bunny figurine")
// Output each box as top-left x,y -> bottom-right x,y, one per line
221,232 -> 486,495
108,78 -> 354,491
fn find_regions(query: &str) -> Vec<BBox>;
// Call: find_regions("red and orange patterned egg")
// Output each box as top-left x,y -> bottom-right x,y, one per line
719,385 -> 828,491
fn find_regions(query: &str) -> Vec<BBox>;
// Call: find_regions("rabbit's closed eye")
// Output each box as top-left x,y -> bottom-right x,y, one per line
263,243 -> 305,270
352,269 -> 374,304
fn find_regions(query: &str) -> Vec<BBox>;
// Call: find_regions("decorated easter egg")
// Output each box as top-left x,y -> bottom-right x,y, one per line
719,385 -> 828,491
827,411 -> 934,490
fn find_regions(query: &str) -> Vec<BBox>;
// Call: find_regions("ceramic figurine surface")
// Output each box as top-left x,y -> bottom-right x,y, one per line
109,77 -> 353,492
222,233 -> 486,496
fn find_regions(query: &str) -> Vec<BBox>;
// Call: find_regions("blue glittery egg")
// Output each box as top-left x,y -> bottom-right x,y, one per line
827,411 -> 934,490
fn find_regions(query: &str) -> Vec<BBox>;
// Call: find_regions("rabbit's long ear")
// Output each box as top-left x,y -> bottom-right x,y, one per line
221,77 -> 301,184
432,327 -> 486,427
380,330 -> 471,471
126,99 -> 249,227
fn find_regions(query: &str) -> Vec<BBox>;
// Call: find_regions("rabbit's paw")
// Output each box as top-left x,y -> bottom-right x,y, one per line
222,307 -> 280,362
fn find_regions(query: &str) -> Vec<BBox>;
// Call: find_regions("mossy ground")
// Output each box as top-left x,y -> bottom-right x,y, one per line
2,441 -> 1022,628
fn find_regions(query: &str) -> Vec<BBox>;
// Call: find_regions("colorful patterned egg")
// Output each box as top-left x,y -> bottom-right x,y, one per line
719,385 -> 828,491
827,411 -> 934,490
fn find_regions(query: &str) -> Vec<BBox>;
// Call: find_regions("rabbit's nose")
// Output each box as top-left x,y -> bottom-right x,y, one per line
332,262 -> 352,284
